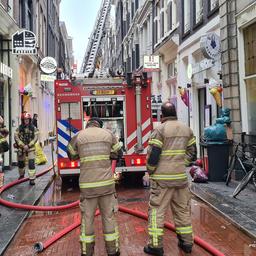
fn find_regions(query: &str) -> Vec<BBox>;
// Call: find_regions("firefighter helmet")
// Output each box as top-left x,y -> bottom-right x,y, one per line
21,112 -> 32,120
88,117 -> 103,128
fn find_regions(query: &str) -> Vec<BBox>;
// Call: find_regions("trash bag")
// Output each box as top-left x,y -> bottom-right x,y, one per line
35,143 -> 47,165
204,123 -> 227,142
189,166 -> 208,183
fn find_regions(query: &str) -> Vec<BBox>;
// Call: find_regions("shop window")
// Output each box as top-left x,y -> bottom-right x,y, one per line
246,78 -> 256,133
244,22 -> 256,77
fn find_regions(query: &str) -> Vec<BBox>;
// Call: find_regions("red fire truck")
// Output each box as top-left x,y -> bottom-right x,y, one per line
54,75 -> 154,176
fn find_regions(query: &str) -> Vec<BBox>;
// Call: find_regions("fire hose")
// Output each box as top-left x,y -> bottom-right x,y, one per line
0,163 -> 225,256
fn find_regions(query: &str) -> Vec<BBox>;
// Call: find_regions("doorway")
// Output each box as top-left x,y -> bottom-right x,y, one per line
198,87 -> 206,137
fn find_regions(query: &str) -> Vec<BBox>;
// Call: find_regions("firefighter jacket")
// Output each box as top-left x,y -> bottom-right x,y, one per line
146,117 -> 197,188
0,125 -> 9,153
14,124 -> 39,152
67,127 -> 122,198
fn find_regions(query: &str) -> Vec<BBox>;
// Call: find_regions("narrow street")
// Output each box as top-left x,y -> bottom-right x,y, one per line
4,175 -> 256,256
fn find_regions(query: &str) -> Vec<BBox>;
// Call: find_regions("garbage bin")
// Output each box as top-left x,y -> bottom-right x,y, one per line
200,140 -> 232,181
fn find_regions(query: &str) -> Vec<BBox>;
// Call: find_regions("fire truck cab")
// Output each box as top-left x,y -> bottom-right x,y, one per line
54,74 -> 153,176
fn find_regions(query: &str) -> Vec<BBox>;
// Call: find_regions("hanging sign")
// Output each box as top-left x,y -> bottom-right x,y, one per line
200,32 -> 221,60
12,30 -> 37,54
40,57 -> 57,74
144,55 -> 160,72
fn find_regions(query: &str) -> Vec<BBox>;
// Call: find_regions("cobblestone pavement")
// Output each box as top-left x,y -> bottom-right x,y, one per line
4,177 -> 256,256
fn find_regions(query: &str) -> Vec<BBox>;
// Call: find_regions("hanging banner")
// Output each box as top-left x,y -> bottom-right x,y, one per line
12,30 -> 37,55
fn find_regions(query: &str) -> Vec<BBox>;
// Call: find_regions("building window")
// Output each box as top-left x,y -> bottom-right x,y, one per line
194,0 -> 203,24
154,20 -> 158,45
131,1 -> 134,20
7,0 -> 14,17
244,22 -> 256,133
161,12 -> 164,37
135,0 -> 139,11
245,78 -> 256,133
27,0 -> 33,31
244,22 -> 256,76
168,61 -> 177,78
167,2 -> 172,31
209,0 -> 219,12
183,0 -> 190,34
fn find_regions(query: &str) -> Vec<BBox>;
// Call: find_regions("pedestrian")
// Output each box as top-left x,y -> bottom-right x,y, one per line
32,113 -> 38,128
144,102 -> 197,256
0,115 -> 9,172
67,117 -> 123,256
14,112 -> 39,185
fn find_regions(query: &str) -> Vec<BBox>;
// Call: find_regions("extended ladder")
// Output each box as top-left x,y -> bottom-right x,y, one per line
80,0 -> 111,76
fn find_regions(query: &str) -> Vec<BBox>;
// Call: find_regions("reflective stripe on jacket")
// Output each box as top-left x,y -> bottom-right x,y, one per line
67,127 -> 121,198
147,117 -> 197,188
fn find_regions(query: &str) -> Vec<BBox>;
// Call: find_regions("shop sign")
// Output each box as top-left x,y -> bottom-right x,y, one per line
0,62 -> 13,79
40,74 -> 55,82
192,59 -> 214,75
12,30 -> 37,54
200,32 -> 221,60
40,57 -> 57,74
144,55 -> 160,72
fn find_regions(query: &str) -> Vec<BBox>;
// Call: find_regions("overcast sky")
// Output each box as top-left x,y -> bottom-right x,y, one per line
60,0 -> 102,71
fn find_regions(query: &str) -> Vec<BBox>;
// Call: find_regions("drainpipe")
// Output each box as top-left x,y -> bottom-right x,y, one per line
7,40 -> 12,167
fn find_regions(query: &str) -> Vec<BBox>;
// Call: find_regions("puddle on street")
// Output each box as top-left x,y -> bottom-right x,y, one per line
33,178 -> 256,255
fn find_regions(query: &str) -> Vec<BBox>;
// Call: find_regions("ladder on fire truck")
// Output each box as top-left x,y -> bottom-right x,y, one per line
80,0 -> 111,77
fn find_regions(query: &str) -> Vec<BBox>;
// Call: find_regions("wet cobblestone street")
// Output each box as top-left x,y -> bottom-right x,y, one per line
4,177 -> 256,256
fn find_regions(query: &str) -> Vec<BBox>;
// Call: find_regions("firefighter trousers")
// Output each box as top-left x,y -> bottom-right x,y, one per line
80,193 -> 119,256
147,181 -> 193,249
17,150 -> 36,180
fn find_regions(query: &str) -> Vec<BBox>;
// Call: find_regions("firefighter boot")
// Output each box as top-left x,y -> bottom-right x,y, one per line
29,179 -> 35,185
108,250 -> 120,256
178,240 -> 192,253
144,245 -> 164,256
18,174 -> 25,180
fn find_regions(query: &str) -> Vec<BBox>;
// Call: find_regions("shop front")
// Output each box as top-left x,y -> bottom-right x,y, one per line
177,28 -> 222,148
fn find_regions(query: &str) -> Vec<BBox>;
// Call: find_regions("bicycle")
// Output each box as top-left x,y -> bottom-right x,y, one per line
225,143 -> 255,186
225,141 -> 256,197
233,167 -> 256,198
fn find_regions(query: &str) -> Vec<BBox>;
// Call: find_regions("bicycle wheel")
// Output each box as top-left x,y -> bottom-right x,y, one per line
252,171 -> 256,190
233,168 -> 256,198
226,154 -> 236,186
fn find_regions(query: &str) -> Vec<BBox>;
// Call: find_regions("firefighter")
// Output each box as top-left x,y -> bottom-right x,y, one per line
14,112 -> 39,185
0,115 -> 9,172
67,117 -> 122,256
144,102 -> 197,256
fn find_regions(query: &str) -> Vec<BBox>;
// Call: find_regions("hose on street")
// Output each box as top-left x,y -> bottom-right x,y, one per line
0,163 -> 225,256
0,162 -> 79,211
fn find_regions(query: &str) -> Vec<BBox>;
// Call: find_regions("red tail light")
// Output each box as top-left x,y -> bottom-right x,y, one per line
59,161 -> 79,169
135,158 -> 141,165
